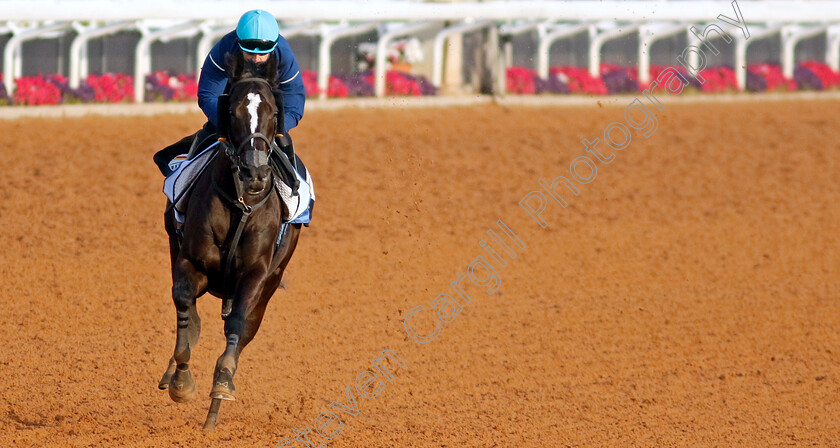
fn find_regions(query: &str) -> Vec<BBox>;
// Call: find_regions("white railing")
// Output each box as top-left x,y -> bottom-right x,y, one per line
1,1 -> 840,22
0,1 -> 838,100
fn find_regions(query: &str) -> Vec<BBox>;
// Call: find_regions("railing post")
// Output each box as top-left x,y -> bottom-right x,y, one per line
317,22 -> 379,99
432,20 -> 494,89
536,23 -> 591,79
734,25 -> 784,90
69,20 -> 135,89
588,23 -> 641,78
637,22 -> 685,85
133,20 -> 202,103
374,21 -> 439,97
3,21 -> 72,95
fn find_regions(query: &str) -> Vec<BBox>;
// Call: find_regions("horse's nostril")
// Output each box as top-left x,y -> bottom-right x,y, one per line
257,166 -> 271,182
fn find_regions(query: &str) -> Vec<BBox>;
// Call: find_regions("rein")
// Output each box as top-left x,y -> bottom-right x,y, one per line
212,77 -> 299,319
212,149 -> 275,319
212,80 -> 280,319
212,168 -> 274,319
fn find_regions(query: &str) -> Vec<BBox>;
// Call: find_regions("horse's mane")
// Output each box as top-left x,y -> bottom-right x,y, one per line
225,51 -> 279,88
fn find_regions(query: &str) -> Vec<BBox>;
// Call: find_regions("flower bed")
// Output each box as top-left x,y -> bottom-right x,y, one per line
13,74 -> 62,105
746,63 -> 796,92
145,71 -> 198,102
0,71 -> 195,105
0,69 -> 436,105
793,61 -> 840,91
87,73 -> 133,103
301,69 -> 436,98
506,61 -> 840,95
1,61 -> 839,106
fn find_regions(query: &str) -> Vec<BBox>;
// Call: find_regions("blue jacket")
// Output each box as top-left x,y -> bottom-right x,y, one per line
198,31 -> 305,132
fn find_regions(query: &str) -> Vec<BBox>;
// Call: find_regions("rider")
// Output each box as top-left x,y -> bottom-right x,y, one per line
154,9 -> 306,177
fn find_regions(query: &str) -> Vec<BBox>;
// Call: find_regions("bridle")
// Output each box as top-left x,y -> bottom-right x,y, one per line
216,76 -> 280,213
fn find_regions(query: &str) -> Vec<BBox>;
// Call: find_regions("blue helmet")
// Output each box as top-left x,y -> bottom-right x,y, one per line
236,10 -> 279,54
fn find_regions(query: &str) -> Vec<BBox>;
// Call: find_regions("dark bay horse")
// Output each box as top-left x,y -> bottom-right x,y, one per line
157,54 -> 301,430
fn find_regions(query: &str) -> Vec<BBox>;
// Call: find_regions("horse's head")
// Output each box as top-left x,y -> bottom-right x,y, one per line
218,52 -> 280,198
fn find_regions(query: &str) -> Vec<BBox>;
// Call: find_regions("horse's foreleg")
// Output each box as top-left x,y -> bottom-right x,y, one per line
203,397 -> 223,431
204,293 -> 269,430
209,270 -> 270,402
165,257 -> 207,403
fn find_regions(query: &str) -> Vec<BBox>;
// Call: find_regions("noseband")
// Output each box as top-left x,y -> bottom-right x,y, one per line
218,136 -> 275,213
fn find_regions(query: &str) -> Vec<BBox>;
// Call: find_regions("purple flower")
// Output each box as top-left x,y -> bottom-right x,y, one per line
602,69 -> 639,94
334,73 -> 374,97
145,73 -> 176,102
401,73 -> 438,96
74,83 -> 97,103
745,70 -> 767,92
793,66 -> 823,91
45,75 -> 97,103
541,73 -> 571,94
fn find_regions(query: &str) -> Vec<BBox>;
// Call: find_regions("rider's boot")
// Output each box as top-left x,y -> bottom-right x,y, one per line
153,123 -> 218,177
271,134 -> 313,226
154,134 -> 195,176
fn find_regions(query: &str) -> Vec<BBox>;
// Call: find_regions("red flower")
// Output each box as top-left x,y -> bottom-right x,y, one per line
87,73 -> 134,103
13,75 -> 61,105
327,75 -> 348,98
646,65 -> 691,91
385,71 -> 421,96
506,67 -> 536,94
550,66 -> 607,95
798,61 -> 840,89
747,63 -> 793,92
302,70 -> 320,97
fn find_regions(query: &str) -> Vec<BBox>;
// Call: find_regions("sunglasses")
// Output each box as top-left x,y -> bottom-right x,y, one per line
239,39 -> 277,53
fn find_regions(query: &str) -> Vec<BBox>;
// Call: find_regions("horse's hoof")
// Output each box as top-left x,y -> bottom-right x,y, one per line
168,368 -> 197,402
210,370 -> 236,401
158,358 -> 177,390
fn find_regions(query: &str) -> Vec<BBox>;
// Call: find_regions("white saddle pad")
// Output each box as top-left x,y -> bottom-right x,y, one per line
162,143 -> 314,224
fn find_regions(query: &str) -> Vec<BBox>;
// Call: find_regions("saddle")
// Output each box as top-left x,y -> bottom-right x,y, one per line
187,131 -> 307,195
163,135 -> 314,227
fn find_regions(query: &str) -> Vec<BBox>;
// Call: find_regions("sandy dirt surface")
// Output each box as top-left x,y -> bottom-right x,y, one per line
1,99 -> 839,447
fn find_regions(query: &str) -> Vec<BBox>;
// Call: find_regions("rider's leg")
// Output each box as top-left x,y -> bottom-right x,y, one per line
153,122 -> 219,177
187,122 -> 218,159
274,133 -> 308,177
154,134 -> 195,176
273,134 -> 314,226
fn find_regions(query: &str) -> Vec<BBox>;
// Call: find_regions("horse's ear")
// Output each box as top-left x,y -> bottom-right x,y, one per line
225,51 -> 244,81
272,89 -> 285,134
265,53 -> 279,88
217,94 -> 230,139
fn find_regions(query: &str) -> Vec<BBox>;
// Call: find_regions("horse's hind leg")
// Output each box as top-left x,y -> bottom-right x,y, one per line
160,205 -> 200,390
163,258 -> 207,403
158,304 -> 201,389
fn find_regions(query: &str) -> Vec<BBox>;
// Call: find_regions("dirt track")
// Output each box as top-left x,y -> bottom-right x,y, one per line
1,99 -> 839,447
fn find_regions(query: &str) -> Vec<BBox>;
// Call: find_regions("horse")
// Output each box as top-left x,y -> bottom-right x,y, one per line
157,53 -> 301,430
